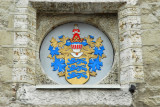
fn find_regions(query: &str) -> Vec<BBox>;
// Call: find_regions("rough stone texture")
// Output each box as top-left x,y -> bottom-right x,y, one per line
12,0 -> 37,84
16,85 -> 131,106
0,0 -> 16,107
30,1 -> 125,13
0,0 -> 160,107
118,4 -> 144,84
132,0 -> 160,107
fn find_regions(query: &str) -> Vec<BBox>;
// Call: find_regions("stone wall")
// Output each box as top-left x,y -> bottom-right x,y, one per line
0,0 -> 16,106
0,0 -> 37,106
133,0 -> 160,107
0,0 -> 160,107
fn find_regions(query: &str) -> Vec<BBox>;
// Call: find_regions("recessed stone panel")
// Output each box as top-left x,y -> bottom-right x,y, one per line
40,22 -> 114,85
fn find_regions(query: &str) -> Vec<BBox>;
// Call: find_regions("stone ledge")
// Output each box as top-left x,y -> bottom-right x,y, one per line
29,0 -> 127,3
17,85 -> 132,106
30,0 -> 126,13
36,84 -> 121,89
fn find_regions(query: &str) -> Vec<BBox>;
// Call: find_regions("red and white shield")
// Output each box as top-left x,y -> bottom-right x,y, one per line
71,44 -> 83,57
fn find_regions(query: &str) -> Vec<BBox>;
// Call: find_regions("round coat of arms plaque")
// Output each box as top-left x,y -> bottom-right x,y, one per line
40,22 -> 114,85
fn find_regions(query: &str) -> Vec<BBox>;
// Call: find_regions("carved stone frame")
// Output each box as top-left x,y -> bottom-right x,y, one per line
36,14 -> 119,85
12,0 -> 144,87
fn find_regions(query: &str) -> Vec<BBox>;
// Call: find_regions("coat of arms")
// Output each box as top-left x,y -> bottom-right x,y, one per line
48,24 -> 106,84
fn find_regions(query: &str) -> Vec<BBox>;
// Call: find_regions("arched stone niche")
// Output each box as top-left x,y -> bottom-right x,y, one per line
28,0 -> 144,87
36,14 -> 119,85
12,0 -> 144,106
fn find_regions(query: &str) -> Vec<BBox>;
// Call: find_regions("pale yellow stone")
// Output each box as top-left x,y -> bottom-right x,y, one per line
0,31 -> 13,45
0,65 -> 12,82
141,14 -> 159,24
142,30 -> 160,45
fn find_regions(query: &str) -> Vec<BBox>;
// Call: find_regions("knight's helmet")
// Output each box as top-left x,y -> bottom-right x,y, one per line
70,24 -> 83,50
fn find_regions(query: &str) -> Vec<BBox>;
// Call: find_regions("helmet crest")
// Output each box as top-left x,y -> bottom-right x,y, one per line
70,24 -> 83,43
70,24 -> 83,49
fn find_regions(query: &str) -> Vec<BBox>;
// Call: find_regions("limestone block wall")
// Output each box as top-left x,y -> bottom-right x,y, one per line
0,0 -> 37,106
12,4 -> 36,84
0,0 -> 159,107
118,4 -> 144,84
133,0 -> 160,107
0,0 -> 16,106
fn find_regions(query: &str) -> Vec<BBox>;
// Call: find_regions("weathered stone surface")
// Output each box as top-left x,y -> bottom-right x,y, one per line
30,0 -> 126,13
132,1 -> 160,107
120,66 -> 144,84
142,46 -> 160,86
141,14 -> 159,24
142,46 -> 160,66
0,47 -> 13,82
0,0 -> 160,107
0,31 -> 13,45
16,85 -> 132,106
120,30 -> 142,50
142,30 -> 160,46
120,48 -> 143,68
0,83 -> 13,106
